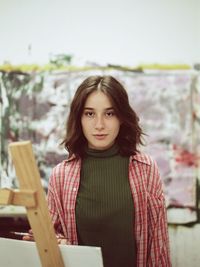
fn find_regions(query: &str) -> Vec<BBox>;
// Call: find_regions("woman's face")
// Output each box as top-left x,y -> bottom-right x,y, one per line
81,90 -> 120,150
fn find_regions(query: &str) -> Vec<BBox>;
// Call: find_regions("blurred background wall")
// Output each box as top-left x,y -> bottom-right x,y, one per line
0,1 -> 200,267
0,0 -> 199,66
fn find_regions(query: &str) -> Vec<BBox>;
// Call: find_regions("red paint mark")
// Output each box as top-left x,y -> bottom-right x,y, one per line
173,144 -> 200,167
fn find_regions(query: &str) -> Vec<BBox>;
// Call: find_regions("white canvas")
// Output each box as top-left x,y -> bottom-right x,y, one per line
0,238 -> 104,267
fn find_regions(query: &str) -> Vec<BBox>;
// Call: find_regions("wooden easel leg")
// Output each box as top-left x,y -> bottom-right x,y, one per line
9,141 -> 65,267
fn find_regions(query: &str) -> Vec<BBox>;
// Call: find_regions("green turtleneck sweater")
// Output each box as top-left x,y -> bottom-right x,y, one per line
75,144 -> 136,267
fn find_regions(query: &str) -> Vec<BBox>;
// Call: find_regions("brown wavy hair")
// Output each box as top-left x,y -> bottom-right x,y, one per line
62,75 -> 145,158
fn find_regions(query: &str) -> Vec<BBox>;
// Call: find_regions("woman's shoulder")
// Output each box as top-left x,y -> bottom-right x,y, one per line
130,152 -> 162,194
130,151 -> 156,166
52,156 -> 81,176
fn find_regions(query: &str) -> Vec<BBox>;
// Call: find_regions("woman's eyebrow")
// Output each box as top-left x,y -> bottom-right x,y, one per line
105,107 -> 114,110
83,107 -> 114,110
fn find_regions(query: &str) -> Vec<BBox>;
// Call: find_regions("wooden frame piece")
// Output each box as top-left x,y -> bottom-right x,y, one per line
8,141 -> 65,267
0,188 -> 14,205
0,188 -> 37,207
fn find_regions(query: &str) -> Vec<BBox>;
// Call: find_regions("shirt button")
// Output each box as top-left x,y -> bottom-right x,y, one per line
73,188 -> 77,191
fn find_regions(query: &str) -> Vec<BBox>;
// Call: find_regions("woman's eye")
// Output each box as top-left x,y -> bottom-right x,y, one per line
106,111 -> 115,117
85,112 -> 94,117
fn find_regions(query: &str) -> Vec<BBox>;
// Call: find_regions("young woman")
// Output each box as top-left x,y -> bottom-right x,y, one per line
47,75 -> 171,267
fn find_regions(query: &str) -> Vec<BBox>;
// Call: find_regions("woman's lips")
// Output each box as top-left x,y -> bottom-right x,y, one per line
93,134 -> 107,140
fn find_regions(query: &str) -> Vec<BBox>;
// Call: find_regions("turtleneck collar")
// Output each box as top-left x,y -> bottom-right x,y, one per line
86,143 -> 119,158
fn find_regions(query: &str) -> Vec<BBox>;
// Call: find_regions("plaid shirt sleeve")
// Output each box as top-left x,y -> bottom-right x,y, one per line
47,163 -> 67,236
147,158 -> 171,266
47,159 -> 81,245
130,153 -> 171,267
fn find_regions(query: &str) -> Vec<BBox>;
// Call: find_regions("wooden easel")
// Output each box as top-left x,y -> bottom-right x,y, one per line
0,141 -> 65,267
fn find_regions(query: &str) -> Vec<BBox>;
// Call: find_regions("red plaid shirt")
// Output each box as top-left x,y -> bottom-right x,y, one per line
47,152 -> 171,267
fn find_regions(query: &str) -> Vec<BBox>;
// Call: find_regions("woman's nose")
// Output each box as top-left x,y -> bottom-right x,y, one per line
94,116 -> 104,130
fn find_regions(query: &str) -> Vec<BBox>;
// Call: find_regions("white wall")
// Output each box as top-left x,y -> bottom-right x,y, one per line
197,0 -> 200,63
0,0 -> 199,66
